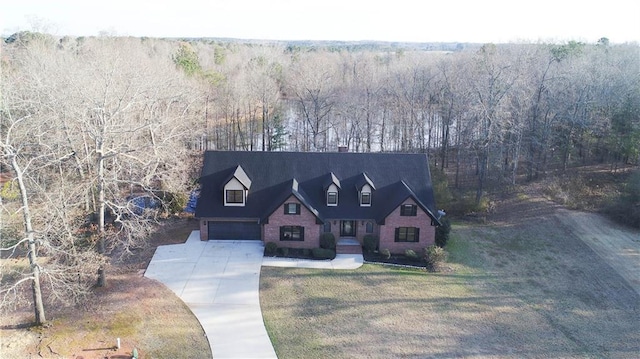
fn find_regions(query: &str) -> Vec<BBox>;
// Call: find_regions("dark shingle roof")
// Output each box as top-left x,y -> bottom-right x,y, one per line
195,151 -> 439,224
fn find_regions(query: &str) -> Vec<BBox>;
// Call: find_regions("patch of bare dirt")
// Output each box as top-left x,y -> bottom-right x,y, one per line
483,177 -> 640,299
0,316 -> 41,358
486,181 -> 563,224
556,209 -> 640,295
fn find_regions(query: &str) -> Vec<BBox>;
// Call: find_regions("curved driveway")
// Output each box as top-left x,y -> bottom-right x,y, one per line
144,231 -> 363,358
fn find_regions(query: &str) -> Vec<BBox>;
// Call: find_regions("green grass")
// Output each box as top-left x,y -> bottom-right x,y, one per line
446,222 -> 481,270
260,218 -> 640,358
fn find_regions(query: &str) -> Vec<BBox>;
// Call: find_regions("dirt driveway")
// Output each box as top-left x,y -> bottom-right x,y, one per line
557,209 -> 640,295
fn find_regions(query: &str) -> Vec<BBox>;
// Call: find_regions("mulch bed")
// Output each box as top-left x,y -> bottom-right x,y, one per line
363,251 -> 428,268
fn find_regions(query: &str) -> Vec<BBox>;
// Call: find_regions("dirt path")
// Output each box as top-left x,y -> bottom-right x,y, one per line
557,209 -> 640,295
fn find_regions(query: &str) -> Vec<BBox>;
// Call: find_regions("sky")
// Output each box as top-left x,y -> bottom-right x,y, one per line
2,0 -> 639,44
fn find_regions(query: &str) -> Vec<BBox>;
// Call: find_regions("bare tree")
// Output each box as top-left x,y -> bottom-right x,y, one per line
245,49 -> 286,151
60,38 -> 197,284
288,52 -> 338,151
466,44 -> 519,203
2,36 -> 199,295
0,41 -> 100,322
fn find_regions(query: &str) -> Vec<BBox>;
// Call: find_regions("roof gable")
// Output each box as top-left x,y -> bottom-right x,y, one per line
222,165 -> 252,190
354,172 -> 376,191
375,180 -> 440,224
322,172 -> 341,191
261,178 -> 323,223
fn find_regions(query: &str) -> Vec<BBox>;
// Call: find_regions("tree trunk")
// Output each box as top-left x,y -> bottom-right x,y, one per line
12,155 -> 46,324
97,140 -> 106,287
440,107 -> 451,171
476,150 -> 488,205
512,130 -> 522,185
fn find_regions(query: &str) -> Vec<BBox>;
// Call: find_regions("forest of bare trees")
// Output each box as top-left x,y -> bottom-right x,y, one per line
1,32 -> 639,323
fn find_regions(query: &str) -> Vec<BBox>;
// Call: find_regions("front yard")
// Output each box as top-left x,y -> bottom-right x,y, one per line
260,210 -> 640,358
1,219 -> 210,359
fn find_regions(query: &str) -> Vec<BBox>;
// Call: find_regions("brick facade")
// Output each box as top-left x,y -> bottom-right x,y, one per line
263,195 -> 321,249
200,220 -> 207,240
200,196 -> 434,253
378,198 -> 436,254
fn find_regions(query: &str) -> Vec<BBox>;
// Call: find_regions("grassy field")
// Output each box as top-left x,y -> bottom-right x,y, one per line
260,210 -> 640,358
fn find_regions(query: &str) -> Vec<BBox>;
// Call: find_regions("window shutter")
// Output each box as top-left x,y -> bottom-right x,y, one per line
300,227 -> 305,240
394,227 -> 399,241
296,204 -> 301,214
415,227 -> 420,242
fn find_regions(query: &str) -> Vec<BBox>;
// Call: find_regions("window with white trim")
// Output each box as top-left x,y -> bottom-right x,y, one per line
361,192 -> 371,206
327,192 -> 338,206
226,190 -> 244,204
223,177 -> 247,206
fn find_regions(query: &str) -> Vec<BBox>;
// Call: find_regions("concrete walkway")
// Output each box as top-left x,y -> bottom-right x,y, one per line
144,231 -> 363,358
262,253 -> 363,269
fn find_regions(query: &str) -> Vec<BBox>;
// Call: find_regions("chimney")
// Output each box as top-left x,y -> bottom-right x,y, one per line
338,146 -> 348,153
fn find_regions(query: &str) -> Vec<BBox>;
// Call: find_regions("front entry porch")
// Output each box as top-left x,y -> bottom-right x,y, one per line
336,237 -> 362,255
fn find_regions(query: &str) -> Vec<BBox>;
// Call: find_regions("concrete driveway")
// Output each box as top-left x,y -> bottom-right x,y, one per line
144,231 -> 277,359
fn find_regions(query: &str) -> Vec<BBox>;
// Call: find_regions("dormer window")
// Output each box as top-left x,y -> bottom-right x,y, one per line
226,190 -> 244,204
223,165 -> 251,207
360,183 -> 372,207
356,173 -> 375,207
323,172 -> 341,207
223,181 -> 246,206
361,192 -> 371,206
327,189 -> 338,206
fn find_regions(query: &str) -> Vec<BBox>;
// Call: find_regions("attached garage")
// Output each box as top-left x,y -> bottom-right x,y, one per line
207,221 -> 261,240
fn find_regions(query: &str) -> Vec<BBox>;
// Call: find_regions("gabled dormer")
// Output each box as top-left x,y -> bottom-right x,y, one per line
323,172 -> 341,206
355,172 -> 375,207
222,165 -> 252,206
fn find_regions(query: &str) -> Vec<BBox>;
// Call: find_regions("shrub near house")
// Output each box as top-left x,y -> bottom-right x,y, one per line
195,151 -> 441,253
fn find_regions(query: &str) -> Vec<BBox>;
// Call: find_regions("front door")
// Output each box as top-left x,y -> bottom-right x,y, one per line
340,220 -> 356,237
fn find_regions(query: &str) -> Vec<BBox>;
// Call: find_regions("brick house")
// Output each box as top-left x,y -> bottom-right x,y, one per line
195,151 -> 441,253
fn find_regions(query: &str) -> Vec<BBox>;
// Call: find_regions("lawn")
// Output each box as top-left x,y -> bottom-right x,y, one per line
260,214 -> 640,358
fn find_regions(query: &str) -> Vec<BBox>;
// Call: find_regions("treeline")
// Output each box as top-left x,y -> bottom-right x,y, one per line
1,32 -> 638,322
177,34 -> 638,200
